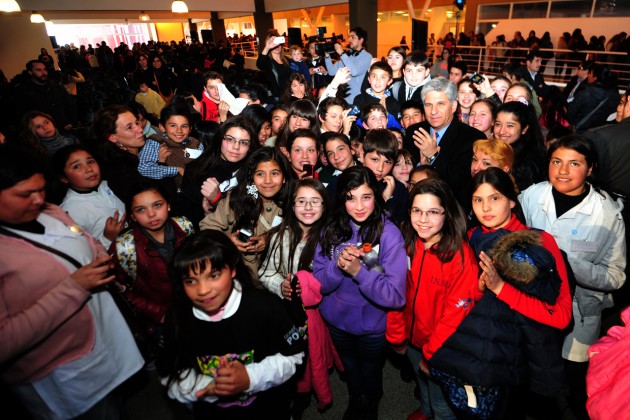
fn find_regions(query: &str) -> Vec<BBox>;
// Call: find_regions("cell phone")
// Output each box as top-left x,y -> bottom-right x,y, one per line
302,164 -> 315,177
290,275 -> 300,300
469,73 -> 484,84
273,36 -> 285,45
348,106 -> 361,117
184,148 -> 202,159
237,228 -> 253,243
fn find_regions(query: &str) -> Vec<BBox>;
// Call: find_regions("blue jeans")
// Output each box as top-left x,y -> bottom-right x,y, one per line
328,325 -> 386,401
407,346 -> 457,420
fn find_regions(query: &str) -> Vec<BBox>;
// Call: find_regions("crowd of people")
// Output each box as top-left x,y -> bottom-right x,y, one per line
1,24 -> 629,420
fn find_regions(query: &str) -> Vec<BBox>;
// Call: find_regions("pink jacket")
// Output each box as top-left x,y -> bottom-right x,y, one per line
586,306 -> 630,420
294,270 -> 343,410
0,205 -> 106,384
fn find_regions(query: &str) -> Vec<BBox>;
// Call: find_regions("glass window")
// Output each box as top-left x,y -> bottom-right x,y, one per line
512,2 -> 548,19
594,0 -> 630,16
478,4 -> 510,20
550,0 -> 592,17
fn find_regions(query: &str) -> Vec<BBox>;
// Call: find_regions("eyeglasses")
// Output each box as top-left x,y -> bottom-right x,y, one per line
223,136 -> 250,148
410,208 -> 445,219
294,198 -> 323,208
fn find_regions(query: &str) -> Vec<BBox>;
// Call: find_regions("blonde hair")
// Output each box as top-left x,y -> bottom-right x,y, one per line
289,45 -> 303,55
473,138 -> 514,172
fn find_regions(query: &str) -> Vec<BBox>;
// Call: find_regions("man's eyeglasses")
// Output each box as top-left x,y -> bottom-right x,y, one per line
223,136 -> 250,148
294,198 -> 323,208
409,208 -> 445,219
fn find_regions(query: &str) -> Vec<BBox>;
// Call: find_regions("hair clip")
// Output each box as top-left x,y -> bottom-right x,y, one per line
517,97 -> 529,106
246,184 -> 259,199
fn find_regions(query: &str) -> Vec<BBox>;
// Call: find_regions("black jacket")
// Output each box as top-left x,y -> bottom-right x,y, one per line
568,83 -> 620,133
404,120 -> 484,207
429,228 -> 568,398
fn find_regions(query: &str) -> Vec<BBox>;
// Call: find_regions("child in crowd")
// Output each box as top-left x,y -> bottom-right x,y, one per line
387,178 -> 478,420
175,116 -> 259,227
468,99 -> 497,139
275,99 -> 319,156
286,128 -> 319,179
280,73 -> 316,105
392,149 -> 415,188
54,144 -> 126,249
158,230 -> 305,418
349,124 -> 366,163
258,178 -> 341,414
288,45 -> 312,86
394,51 -> 431,104
456,78 -> 481,125
135,80 -> 167,119
353,61 -> 401,120
360,103 -> 401,131
428,168 -> 572,419
318,132 -> 357,187
259,178 -> 327,297
240,104 -> 273,146
519,135 -> 626,419
138,103 -> 203,188
399,100 -> 425,133
318,97 -> 355,136
20,110 -> 79,157
270,105 -> 289,137
111,182 -> 194,362
389,127 -> 404,149
361,128 -> 408,223
200,71 -> 229,123
408,165 -> 440,191
199,147 -> 294,276
314,166 -> 407,420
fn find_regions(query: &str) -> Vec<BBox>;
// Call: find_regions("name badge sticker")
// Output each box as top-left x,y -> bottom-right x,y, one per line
570,239 -> 598,253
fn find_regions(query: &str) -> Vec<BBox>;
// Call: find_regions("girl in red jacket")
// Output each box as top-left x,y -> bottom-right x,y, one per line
387,178 -> 479,420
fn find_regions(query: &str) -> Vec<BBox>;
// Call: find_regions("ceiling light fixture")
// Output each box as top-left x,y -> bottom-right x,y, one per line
30,11 -> 45,23
139,11 -> 150,21
0,0 -> 20,12
171,1 -> 188,13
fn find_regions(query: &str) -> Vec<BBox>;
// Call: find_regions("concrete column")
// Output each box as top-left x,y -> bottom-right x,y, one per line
253,0 -> 274,52
349,0 -> 377,57
210,12 -> 228,45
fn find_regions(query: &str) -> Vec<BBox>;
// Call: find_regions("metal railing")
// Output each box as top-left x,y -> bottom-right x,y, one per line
451,45 -> 629,88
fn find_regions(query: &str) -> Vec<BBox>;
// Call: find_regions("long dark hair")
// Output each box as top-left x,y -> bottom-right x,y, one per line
229,147 -> 295,232
470,167 -> 525,225
164,230 -> 260,388
260,178 -> 329,276
319,166 -> 386,255
401,178 -> 467,262
275,99 -> 319,152
185,116 -> 258,187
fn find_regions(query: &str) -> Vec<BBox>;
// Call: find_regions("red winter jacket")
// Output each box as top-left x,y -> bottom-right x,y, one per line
386,239 -> 480,360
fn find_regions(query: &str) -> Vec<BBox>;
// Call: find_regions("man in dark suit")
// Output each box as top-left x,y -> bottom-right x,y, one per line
403,77 -> 485,207
522,50 -> 551,100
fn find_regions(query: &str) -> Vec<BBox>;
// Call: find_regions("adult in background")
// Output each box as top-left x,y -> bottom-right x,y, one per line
324,27 -> 373,104
403,77 -> 485,207
0,144 -> 144,419
12,60 -> 77,131
257,31 -> 292,102
567,63 -> 620,133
